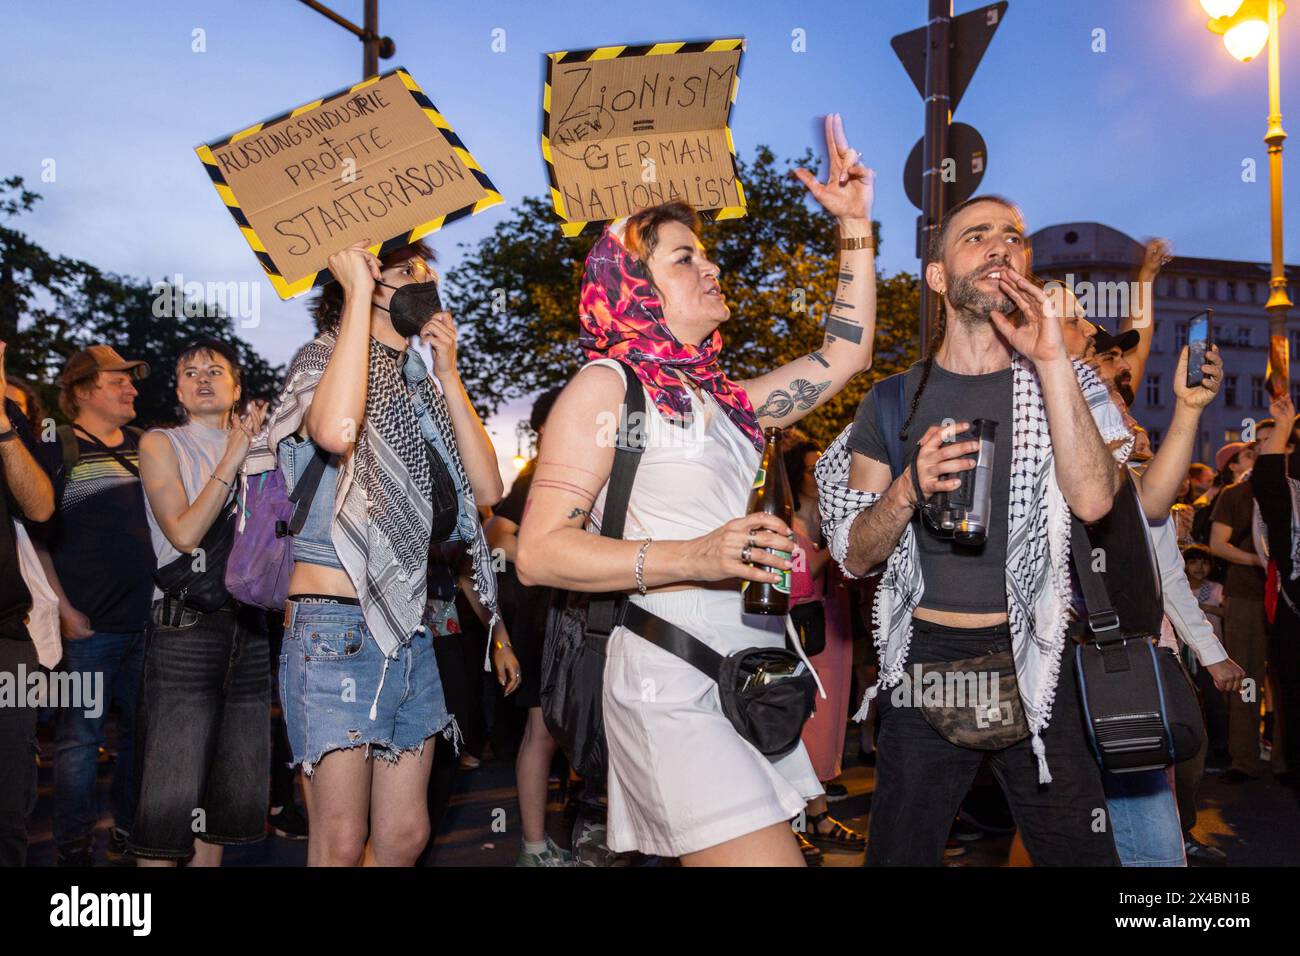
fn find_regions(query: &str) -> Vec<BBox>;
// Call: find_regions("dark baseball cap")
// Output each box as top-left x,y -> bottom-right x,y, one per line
60,345 -> 150,385
1091,324 -> 1140,356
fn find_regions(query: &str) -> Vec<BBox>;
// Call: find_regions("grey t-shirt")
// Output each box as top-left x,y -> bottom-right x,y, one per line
848,360 -> 1013,614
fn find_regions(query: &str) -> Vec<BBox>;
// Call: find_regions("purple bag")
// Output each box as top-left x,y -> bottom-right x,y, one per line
225,453 -> 327,611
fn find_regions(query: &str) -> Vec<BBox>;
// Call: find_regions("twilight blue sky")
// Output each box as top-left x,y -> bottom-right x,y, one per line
4,0 -> 1298,472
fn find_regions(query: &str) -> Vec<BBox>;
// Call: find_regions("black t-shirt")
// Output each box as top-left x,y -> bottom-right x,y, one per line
848,361 -> 1014,614
43,428 -> 154,633
1252,453 -> 1298,608
0,399 -> 38,642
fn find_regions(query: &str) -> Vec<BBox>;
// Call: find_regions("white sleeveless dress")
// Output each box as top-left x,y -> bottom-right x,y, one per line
584,359 -> 823,857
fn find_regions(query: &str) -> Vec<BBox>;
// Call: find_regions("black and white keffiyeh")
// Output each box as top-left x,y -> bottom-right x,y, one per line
815,355 -> 1132,783
246,332 -> 499,659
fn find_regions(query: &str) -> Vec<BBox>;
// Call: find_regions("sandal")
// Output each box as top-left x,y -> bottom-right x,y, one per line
805,811 -> 866,852
794,829 -> 824,867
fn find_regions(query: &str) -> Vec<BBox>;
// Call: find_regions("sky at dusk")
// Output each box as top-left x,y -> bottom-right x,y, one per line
4,0 -> 1298,478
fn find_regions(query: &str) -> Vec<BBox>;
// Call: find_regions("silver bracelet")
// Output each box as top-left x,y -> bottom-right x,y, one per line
634,539 -> 652,595
212,474 -> 234,492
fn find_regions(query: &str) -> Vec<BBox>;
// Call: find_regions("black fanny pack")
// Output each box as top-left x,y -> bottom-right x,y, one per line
620,602 -> 817,759
154,501 -> 237,614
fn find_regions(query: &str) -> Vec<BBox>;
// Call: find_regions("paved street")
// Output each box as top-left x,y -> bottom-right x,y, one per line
24,720 -> 1300,868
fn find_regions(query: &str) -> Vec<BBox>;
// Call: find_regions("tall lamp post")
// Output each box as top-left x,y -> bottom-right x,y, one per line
297,0 -> 395,79
1200,0 -> 1293,395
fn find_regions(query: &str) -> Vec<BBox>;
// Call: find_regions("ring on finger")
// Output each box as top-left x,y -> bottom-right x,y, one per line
747,531 -> 756,548
741,544 -> 752,563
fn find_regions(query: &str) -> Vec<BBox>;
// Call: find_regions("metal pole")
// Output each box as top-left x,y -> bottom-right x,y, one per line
918,0 -> 953,354
363,0 -> 380,79
1264,0 -> 1292,395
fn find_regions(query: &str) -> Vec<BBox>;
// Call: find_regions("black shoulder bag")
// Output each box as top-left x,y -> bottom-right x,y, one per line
155,499 -> 238,614
540,362 -> 818,779
1072,475 -> 1205,773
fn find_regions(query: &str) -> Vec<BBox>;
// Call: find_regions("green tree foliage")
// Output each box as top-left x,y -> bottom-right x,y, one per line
1,176 -> 282,428
447,148 -> 920,447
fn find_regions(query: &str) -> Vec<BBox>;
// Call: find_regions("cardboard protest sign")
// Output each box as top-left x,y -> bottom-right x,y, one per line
542,38 -> 746,237
196,68 -> 501,300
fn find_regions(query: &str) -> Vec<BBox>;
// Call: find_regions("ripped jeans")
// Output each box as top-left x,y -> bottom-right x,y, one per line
280,600 -> 453,775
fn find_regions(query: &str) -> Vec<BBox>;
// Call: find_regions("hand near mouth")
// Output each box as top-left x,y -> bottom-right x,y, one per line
988,266 -> 1067,366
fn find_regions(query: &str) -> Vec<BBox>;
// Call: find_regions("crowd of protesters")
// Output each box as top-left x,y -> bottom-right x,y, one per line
2,122 -> 1298,868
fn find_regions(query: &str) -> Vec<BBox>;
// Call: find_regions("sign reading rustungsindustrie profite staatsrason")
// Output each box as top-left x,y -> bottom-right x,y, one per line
197,68 -> 501,299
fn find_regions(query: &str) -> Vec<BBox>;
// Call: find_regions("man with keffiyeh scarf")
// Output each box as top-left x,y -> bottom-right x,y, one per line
817,195 -> 1132,866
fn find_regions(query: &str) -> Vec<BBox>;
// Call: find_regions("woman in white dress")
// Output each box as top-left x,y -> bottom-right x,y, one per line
517,116 -> 876,866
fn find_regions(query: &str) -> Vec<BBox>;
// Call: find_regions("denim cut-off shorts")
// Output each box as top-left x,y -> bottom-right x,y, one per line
280,600 -> 456,774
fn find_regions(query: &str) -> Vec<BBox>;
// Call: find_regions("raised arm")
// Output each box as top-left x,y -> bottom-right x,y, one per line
991,268 -> 1120,520
303,242 -> 380,454
1130,344 -> 1222,518
515,365 -> 793,592
139,405 -> 266,555
420,311 -> 503,507
1119,238 -> 1169,386
743,114 -> 876,429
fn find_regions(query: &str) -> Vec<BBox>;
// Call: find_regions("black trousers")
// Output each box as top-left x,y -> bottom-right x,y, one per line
0,639 -> 39,867
866,619 -> 1119,866
1270,599 -> 1300,782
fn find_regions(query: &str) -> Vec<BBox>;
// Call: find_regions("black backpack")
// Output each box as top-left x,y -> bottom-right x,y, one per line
539,361 -> 646,781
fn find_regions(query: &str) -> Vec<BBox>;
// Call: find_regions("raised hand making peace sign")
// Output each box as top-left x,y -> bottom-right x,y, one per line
791,113 -> 874,223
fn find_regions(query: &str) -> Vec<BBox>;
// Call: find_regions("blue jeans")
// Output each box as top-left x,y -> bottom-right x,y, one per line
280,601 -> 453,774
1103,767 -> 1187,867
53,629 -> 145,847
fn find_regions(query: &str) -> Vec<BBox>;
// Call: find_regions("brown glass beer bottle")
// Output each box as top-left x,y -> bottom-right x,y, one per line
742,427 -> 793,615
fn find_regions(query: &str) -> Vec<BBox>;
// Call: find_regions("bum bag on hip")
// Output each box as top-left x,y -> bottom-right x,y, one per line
619,601 -> 819,759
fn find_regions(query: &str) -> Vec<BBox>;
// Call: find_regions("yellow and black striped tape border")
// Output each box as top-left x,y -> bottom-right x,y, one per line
541,38 -> 747,239
195,67 -> 503,300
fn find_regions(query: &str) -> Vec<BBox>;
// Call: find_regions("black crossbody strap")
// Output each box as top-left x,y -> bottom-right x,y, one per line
621,602 -> 724,679
1069,516 -> 1121,639
73,424 -> 141,479
585,360 -> 647,638
286,444 -> 331,536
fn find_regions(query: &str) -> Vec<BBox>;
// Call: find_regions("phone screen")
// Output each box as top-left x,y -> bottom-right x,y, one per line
1186,310 -> 1211,388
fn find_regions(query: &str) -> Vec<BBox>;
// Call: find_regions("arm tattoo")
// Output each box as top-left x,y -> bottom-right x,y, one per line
536,459 -> 605,480
825,317 -> 864,344
532,478 -> 597,502
567,507 -> 590,520
838,271 -> 854,285
808,351 -> 830,369
755,379 -> 831,418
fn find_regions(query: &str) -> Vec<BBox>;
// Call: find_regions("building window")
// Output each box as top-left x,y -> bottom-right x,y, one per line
1177,277 -> 1189,298
1148,428 -> 1162,450
1236,326 -> 1253,348
1175,322 -> 1188,349
1252,376 -> 1266,409
1225,428 -> 1242,443
1224,375 -> 1239,407
1145,373 -> 1162,407
1290,329 -> 1300,357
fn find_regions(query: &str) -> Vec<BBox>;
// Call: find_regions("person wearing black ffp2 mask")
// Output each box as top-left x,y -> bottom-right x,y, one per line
376,277 -> 443,338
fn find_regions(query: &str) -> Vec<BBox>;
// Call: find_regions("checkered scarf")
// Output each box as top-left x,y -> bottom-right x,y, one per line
815,356 -> 1132,783
246,333 -> 498,658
